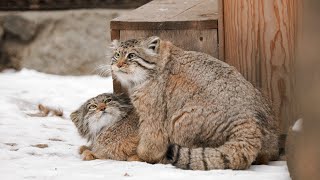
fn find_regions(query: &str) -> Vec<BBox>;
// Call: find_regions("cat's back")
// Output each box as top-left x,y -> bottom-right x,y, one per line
165,48 -> 277,129
167,49 -> 260,104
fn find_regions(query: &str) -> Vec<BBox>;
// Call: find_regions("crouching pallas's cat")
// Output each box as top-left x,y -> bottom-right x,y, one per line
70,93 -> 141,161
111,36 -> 280,170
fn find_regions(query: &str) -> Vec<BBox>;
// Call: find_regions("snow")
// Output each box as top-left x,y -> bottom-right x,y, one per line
0,69 -> 291,180
292,118 -> 303,132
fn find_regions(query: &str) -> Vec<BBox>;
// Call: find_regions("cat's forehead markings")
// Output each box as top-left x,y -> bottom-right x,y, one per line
120,39 -> 139,48
116,39 -> 139,56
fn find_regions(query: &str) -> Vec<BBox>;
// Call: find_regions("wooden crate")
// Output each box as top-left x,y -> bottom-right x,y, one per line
110,0 -> 222,93
110,0 -> 298,137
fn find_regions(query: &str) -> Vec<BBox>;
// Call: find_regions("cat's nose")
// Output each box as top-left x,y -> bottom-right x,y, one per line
117,60 -> 125,68
97,103 -> 106,111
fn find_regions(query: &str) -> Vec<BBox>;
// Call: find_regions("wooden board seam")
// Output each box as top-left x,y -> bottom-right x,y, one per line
110,20 -> 218,30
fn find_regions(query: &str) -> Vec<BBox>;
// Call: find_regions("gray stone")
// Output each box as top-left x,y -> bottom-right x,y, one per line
0,10 -> 127,75
3,15 -> 37,41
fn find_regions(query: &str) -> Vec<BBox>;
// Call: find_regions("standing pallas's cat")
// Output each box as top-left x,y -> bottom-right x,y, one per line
70,93 -> 141,161
111,36 -> 279,170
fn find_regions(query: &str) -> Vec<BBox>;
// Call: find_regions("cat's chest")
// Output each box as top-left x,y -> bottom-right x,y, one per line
87,114 -> 118,139
131,82 -> 165,111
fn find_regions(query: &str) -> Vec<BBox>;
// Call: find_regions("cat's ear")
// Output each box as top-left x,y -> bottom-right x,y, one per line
110,39 -> 119,50
70,110 -> 80,123
146,36 -> 160,54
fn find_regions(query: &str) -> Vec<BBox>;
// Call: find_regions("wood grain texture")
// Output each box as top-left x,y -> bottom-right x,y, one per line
110,0 -> 221,95
110,30 -> 121,95
218,0 -> 225,60
120,29 -> 218,57
111,0 -> 218,30
111,29 -> 120,41
111,29 -> 218,94
223,0 -> 299,133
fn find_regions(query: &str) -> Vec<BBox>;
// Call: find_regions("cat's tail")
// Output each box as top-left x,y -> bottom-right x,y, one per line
165,122 -> 266,170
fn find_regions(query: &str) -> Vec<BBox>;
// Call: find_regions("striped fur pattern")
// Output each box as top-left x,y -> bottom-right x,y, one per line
111,36 -> 280,170
70,93 -> 141,161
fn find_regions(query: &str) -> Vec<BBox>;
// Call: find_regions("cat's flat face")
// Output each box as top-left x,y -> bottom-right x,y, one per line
111,36 -> 161,88
70,93 -> 132,141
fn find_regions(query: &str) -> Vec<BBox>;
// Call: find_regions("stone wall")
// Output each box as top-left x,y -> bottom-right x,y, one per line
0,9 -> 128,75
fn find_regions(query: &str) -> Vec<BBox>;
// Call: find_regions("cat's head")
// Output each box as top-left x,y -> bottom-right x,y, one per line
111,36 -> 171,89
70,93 -> 132,142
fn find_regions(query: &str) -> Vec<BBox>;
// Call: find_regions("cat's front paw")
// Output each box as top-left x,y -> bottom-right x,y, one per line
79,145 -> 91,155
82,150 -> 96,161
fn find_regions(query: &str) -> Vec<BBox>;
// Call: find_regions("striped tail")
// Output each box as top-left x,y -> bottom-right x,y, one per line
164,118 -> 277,170
166,141 -> 261,170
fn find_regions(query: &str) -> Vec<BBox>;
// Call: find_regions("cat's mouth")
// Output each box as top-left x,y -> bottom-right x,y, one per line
118,68 -> 130,74
101,110 -> 110,115
97,112 -> 112,120
101,109 -> 115,116
118,70 -> 127,74
112,65 -> 128,74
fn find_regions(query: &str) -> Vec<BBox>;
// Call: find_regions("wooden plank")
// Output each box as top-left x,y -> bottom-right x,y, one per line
111,0 -> 220,93
223,0 -> 298,133
110,29 -> 123,94
218,0 -> 225,60
110,20 -> 217,30
117,0 -> 204,22
173,0 -> 218,21
119,29 -> 218,58
111,0 -> 218,30
110,29 -> 120,41
113,0 -> 217,22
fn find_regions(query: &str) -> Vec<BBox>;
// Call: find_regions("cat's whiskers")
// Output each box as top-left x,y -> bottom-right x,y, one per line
94,64 -> 112,77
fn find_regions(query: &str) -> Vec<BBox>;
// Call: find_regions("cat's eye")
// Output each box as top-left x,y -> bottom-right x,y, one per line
89,104 -> 97,109
114,52 -> 120,59
104,99 -> 112,103
128,53 -> 136,59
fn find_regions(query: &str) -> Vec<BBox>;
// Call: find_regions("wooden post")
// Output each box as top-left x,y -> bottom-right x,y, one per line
223,0 -> 299,134
218,0 -> 225,60
288,0 -> 320,179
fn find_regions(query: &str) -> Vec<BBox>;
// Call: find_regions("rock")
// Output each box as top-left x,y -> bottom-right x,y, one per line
0,23 -> 15,71
0,10 -> 128,75
3,15 -> 37,41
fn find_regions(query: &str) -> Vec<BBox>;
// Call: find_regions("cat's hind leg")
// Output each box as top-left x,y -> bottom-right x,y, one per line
167,118 -> 263,170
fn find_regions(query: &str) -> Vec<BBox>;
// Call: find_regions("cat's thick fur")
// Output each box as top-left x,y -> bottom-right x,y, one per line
111,36 -> 279,170
70,93 -> 140,161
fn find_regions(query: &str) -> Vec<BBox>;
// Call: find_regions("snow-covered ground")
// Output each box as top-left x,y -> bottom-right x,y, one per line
0,69 -> 291,180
